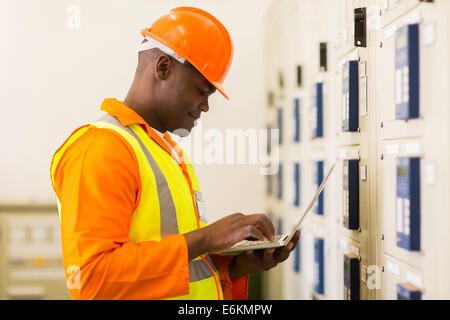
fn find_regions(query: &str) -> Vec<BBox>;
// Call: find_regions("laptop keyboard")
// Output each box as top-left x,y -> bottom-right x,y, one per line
232,235 -> 286,248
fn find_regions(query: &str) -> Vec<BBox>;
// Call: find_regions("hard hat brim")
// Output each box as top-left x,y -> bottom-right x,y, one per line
210,81 -> 230,100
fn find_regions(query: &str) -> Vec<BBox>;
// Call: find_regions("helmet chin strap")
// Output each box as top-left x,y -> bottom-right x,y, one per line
138,36 -> 186,64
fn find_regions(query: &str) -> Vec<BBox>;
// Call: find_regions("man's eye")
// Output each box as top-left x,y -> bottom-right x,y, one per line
197,87 -> 207,95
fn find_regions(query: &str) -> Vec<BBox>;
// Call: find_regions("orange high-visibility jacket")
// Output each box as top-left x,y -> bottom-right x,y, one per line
50,98 -> 248,299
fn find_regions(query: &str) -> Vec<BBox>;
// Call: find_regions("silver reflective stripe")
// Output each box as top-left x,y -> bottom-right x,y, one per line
160,135 -> 180,162
96,115 -> 179,237
189,255 -> 217,283
152,130 -> 182,164
202,254 -> 217,271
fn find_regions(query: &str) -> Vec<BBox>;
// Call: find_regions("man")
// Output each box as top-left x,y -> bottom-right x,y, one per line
50,7 -> 299,300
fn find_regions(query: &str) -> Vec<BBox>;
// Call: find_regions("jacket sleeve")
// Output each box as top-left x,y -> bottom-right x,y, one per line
209,254 -> 249,300
52,127 -> 190,299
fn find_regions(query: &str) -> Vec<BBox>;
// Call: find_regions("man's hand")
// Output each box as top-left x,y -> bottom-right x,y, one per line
228,230 -> 301,279
183,213 -> 275,261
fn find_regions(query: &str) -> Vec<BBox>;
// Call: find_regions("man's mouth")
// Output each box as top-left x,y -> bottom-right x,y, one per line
188,111 -> 200,120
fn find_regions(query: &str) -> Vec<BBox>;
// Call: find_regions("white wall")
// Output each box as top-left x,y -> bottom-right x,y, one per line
0,0 -> 271,223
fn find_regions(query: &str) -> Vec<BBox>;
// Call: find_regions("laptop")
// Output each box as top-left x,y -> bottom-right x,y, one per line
220,162 -> 336,253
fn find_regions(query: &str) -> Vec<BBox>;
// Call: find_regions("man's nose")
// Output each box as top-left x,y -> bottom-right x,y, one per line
199,101 -> 209,113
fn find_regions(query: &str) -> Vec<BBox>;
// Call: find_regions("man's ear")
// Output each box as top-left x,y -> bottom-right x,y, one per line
155,54 -> 172,80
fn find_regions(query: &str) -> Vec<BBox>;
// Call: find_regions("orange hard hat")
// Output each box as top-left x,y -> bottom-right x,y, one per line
141,7 -> 234,100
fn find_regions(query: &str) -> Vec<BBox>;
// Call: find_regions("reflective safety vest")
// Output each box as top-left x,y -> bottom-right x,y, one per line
50,114 -> 223,300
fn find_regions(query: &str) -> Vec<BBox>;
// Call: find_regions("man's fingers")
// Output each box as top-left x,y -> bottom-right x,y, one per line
250,214 -> 275,241
260,215 -> 276,241
246,226 -> 266,241
246,250 -> 256,267
290,231 -> 301,250
263,249 -> 277,270
274,243 -> 293,263
283,243 -> 294,259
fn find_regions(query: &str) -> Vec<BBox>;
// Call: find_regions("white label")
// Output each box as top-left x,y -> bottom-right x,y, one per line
386,144 -> 400,155
387,260 -> 400,275
360,165 -> 367,181
348,50 -> 359,62
311,152 -> 325,160
360,62 -> 366,78
311,224 -> 326,238
344,28 -> 349,42
346,148 -> 360,160
406,270 -> 423,288
339,239 -> 348,250
316,74 -> 325,82
405,143 -> 421,155
423,23 -> 436,46
424,164 -> 437,185
360,76 -> 367,116
404,10 -> 421,25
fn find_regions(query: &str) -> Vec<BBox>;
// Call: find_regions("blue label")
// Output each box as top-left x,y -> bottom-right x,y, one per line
342,61 -> 359,131
397,283 -> 421,300
277,218 -> 283,235
312,83 -> 324,138
294,98 -> 301,142
314,238 -> 324,294
277,163 -> 283,200
343,159 -> 359,230
396,157 -> 421,251
395,24 -> 419,120
294,163 -> 301,207
294,238 -> 301,273
277,108 -> 283,145
313,161 -> 324,215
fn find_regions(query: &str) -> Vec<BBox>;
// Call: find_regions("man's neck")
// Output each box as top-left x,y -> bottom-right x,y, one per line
123,93 -> 167,133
